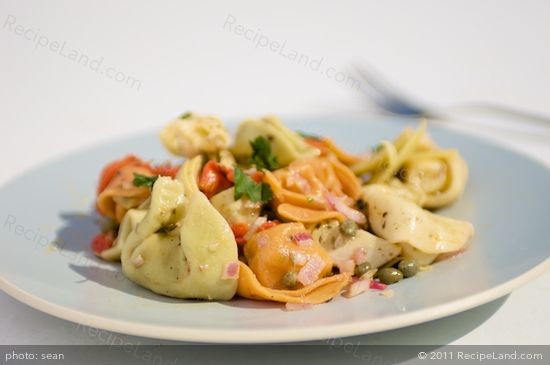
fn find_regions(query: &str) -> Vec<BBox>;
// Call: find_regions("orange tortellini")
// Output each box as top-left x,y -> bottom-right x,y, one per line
96,163 -> 153,223
238,223 -> 350,304
263,157 -> 362,224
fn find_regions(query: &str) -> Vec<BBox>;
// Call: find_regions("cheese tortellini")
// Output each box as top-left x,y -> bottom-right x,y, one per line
114,176 -> 239,300
93,113 -> 475,305
160,113 -> 231,158
352,123 -> 469,209
361,184 -> 474,256
231,115 -> 320,167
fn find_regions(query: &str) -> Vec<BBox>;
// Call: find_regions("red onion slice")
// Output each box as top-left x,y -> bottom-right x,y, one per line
292,232 -> 313,247
221,262 -> 240,280
324,191 -> 366,224
343,279 -> 370,298
369,280 -> 387,291
297,255 -> 325,286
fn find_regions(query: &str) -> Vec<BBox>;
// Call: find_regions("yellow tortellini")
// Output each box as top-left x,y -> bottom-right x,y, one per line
361,184 -> 474,255
231,115 -> 320,166
176,155 -> 203,196
114,176 -> 239,300
160,113 -> 230,158
352,123 -> 468,209
400,150 -> 468,209
100,209 -> 146,261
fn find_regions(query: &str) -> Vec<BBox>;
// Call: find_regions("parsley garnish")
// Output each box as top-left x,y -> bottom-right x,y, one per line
133,173 -> 158,189
179,111 -> 192,119
233,167 -> 273,203
297,131 -> 321,140
250,136 -> 279,171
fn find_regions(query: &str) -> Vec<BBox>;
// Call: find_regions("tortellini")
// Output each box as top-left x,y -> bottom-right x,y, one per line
237,262 -> 350,305
160,113 -> 230,158
238,223 -> 350,304
176,155 -> 203,195
116,176 -> 239,300
244,223 -> 333,289
100,209 -> 146,261
361,184 -> 473,255
352,123 -> 469,209
93,114 -> 476,305
231,115 -> 320,166
96,163 -> 152,223
263,157 -> 363,224
401,150 -> 468,209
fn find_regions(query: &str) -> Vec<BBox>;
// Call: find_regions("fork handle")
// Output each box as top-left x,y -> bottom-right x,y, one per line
442,102 -> 550,128
426,104 -> 550,139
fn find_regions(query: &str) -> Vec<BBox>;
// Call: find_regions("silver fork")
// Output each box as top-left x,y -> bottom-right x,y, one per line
352,63 -> 550,129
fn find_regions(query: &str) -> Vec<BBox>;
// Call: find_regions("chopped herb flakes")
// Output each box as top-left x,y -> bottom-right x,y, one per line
250,136 -> 279,171
179,112 -> 192,119
133,173 -> 158,189
234,167 -> 273,203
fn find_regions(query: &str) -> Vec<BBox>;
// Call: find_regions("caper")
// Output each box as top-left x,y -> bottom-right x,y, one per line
282,271 -> 297,289
354,262 -> 372,277
381,256 -> 402,269
376,267 -> 403,285
398,259 -> 418,278
339,219 -> 358,237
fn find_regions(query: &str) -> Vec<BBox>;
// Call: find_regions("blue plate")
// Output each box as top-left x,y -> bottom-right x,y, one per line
1,115 -> 549,343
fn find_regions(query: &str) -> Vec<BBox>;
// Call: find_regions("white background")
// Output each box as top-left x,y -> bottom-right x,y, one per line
0,0 -> 549,346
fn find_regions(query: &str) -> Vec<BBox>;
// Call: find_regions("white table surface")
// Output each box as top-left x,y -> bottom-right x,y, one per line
1,0 -> 549,346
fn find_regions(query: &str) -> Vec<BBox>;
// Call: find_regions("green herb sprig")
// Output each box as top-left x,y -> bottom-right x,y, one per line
133,173 -> 158,189
250,136 -> 279,171
233,167 -> 272,203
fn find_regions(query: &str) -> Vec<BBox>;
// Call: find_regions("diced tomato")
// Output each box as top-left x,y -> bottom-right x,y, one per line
97,155 -> 152,194
230,223 -> 249,246
250,170 -> 264,183
198,160 -> 233,198
231,223 -> 249,237
235,237 -> 247,245
257,220 -> 279,232
91,232 -> 115,255
219,165 -> 234,183
152,164 -> 180,178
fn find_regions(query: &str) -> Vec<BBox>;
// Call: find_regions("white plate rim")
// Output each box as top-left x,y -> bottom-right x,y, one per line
2,257 -> 549,343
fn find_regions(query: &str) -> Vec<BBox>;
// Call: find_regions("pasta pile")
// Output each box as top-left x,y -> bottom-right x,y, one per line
90,113 -> 474,307
264,157 -> 362,224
